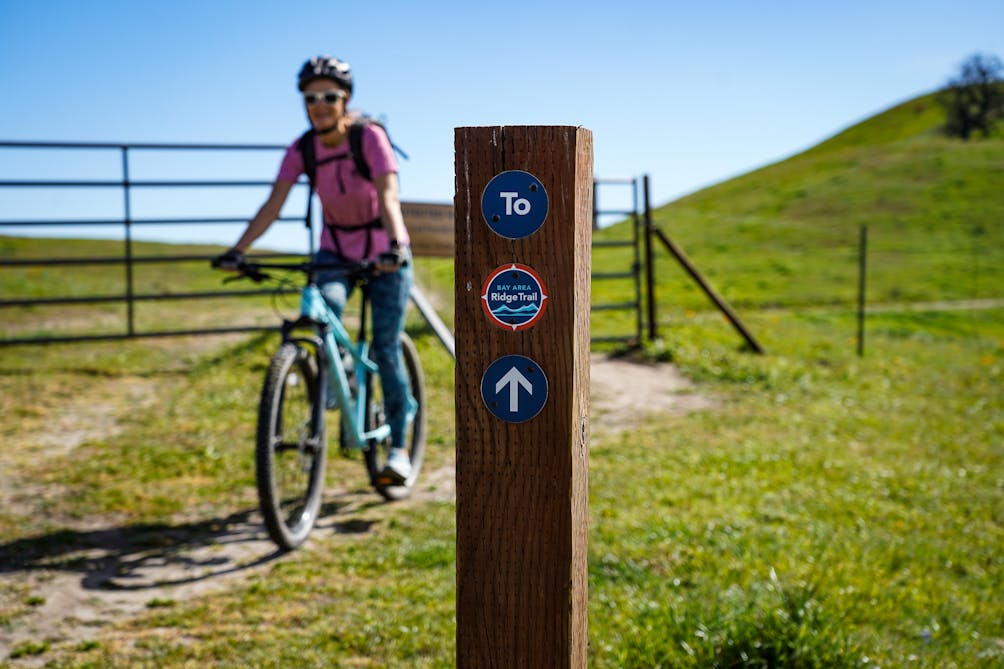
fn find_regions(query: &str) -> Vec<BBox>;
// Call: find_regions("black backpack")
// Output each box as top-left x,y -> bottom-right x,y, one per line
297,118 -> 407,256
297,117 -> 406,187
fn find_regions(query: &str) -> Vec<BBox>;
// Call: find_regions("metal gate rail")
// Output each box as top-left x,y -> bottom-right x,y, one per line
1,141 -> 650,348
590,176 -> 644,344
0,140 -> 310,345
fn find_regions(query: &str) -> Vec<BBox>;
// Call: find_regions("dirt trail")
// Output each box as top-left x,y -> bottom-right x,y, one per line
0,353 -> 711,665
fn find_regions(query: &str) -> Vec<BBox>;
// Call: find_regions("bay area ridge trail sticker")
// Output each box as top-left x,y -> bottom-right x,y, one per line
480,263 -> 548,331
480,354 -> 548,423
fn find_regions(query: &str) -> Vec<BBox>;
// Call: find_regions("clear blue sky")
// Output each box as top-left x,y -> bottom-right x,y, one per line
1,0 -> 1001,250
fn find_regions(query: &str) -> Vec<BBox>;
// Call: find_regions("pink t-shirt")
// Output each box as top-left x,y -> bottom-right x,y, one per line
277,123 -> 406,260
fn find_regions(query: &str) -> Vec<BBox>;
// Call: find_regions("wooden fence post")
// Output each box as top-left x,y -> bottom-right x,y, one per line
454,125 -> 592,668
857,224 -> 868,357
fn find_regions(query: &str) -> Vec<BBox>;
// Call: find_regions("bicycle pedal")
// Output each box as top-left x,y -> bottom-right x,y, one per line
376,472 -> 407,487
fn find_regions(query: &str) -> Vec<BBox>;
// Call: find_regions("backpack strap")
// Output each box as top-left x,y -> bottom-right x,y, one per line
299,118 -> 407,187
296,119 -> 408,234
297,122 -> 372,187
326,216 -> 383,260
350,118 -> 408,180
296,129 -> 317,232
296,121 -> 409,258
348,121 -> 371,181
297,129 -> 319,189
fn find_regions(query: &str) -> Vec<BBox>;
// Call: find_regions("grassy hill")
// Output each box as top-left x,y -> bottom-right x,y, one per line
606,92 -> 1004,319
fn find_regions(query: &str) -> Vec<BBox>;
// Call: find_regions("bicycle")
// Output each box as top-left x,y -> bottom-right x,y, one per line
212,256 -> 426,551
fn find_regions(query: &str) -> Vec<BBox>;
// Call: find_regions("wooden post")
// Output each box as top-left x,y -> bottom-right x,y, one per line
642,174 -> 657,341
454,126 -> 592,668
857,224 -> 867,357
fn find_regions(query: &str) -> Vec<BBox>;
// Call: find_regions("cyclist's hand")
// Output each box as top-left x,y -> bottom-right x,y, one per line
211,248 -> 245,271
376,241 -> 410,273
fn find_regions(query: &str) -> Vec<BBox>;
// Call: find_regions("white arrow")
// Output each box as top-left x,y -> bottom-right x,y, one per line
495,366 -> 533,412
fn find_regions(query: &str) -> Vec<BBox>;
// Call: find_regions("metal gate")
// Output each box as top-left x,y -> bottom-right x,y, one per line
590,176 -> 646,345
0,141 -> 649,348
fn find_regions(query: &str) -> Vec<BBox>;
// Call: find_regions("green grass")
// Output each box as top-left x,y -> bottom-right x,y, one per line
591,308 -> 1003,667
3,296 -> 999,667
2,92 -> 1003,666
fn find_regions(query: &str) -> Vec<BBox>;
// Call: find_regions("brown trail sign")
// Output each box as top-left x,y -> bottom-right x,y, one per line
454,126 -> 592,668
401,201 -> 454,258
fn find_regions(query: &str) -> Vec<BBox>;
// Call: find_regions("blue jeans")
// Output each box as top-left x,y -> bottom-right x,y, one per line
314,249 -> 413,452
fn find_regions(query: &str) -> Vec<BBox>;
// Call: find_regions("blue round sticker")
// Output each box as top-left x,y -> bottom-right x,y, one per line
481,170 -> 548,239
481,263 -> 548,331
480,355 -> 548,423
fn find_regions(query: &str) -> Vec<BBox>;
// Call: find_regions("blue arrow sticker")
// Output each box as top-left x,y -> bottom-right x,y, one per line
480,354 -> 548,423
481,170 -> 548,239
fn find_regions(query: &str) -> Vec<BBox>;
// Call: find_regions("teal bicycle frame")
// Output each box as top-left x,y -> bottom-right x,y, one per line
294,282 -> 416,450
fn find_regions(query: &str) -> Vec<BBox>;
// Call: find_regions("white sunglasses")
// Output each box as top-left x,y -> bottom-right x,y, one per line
303,90 -> 346,106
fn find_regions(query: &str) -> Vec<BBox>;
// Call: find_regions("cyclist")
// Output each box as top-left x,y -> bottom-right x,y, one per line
214,55 -> 414,484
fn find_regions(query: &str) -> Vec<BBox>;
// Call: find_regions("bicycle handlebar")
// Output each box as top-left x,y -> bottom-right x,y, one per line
210,257 -> 379,284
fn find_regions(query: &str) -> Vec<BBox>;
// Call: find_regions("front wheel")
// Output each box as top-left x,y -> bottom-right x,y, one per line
256,341 -> 327,550
364,332 -> 427,501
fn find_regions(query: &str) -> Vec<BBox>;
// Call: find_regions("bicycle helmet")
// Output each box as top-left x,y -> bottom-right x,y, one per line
297,56 -> 353,93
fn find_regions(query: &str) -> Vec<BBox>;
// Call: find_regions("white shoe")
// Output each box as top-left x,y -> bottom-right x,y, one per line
381,448 -> 412,484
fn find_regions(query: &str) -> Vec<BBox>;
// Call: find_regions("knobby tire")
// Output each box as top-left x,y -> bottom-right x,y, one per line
256,342 -> 327,550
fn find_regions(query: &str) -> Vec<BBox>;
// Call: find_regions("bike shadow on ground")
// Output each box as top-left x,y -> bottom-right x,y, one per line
0,499 -> 375,592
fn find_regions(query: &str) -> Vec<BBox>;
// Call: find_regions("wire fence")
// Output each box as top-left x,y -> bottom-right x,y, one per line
648,217 -> 1003,355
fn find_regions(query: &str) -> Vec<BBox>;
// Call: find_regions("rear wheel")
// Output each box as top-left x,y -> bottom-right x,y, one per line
256,341 -> 327,550
364,332 -> 426,501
